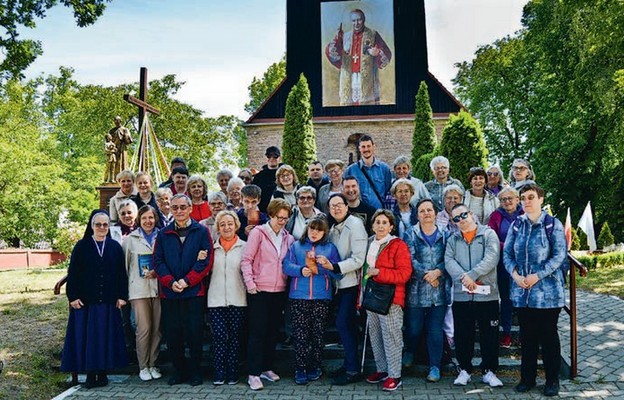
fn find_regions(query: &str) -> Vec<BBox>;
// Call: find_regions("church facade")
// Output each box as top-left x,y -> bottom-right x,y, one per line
244,0 -> 463,167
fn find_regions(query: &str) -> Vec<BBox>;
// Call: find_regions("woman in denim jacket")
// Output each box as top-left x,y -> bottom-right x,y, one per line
503,183 -> 567,397
402,199 -> 450,382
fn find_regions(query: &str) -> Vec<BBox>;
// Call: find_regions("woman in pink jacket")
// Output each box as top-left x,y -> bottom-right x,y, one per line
240,198 -> 295,391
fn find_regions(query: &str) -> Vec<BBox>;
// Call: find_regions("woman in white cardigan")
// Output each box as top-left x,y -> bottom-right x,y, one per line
207,210 -> 247,385
122,205 -> 161,382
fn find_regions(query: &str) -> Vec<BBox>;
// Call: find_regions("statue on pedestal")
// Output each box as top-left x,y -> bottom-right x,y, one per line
105,116 -> 133,183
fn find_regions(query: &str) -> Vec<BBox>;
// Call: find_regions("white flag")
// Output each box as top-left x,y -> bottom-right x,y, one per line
577,201 -> 597,252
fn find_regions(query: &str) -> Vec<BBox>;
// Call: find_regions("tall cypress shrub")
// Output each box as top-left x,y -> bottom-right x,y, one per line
282,73 -> 317,182
412,81 -> 437,167
438,110 -> 488,186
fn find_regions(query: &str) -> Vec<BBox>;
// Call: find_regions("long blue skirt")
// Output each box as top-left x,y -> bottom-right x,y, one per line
60,303 -> 128,372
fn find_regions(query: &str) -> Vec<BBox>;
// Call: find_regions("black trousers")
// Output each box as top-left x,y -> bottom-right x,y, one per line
247,291 -> 285,376
517,307 -> 561,385
161,297 -> 204,377
452,300 -> 500,373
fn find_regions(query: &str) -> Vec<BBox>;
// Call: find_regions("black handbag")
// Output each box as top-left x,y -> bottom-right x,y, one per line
361,278 -> 395,315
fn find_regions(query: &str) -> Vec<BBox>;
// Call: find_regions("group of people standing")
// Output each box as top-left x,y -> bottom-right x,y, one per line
60,135 -> 567,397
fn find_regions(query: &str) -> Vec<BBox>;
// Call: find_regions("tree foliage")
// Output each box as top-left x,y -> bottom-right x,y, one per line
453,0 -> 624,238
0,0 -> 110,79
282,73 -> 316,183
438,111 -> 488,187
411,81 -> 436,167
244,55 -> 286,114
0,68 -> 244,247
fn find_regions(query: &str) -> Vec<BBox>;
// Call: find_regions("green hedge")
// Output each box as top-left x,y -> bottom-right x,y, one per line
576,251 -> 624,270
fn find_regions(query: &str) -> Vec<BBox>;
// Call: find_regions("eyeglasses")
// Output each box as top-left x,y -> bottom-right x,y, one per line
267,155 -> 279,159
520,194 -> 537,202
434,166 -> 448,171
327,168 -> 342,175
94,222 -> 109,228
274,216 -> 289,222
171,205 -> 189,211
329,202 -> 346,209
487,172 -> 499,177
500,197 -> 516,203
451,212 -> 470,223
298,196 -> 314,201
209,202 -> 225,207
513,165 -> 528,171
120,211 -> 133,216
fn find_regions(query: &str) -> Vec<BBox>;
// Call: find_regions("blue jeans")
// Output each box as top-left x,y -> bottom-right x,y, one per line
404,305 -> 446,368
335,286 -> 359,373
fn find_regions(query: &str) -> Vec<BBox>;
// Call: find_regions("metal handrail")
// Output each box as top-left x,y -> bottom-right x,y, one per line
563,253 -> 588,379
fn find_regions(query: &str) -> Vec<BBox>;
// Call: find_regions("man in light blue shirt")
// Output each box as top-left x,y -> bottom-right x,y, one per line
344,134 -> 392,209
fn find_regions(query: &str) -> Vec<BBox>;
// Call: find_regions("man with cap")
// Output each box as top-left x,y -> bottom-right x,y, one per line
253,146 -> 283,213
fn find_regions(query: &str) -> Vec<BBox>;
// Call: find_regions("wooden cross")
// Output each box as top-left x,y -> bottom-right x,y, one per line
124,67 -> 160,131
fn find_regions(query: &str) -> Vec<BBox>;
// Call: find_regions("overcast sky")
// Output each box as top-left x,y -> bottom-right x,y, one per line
20,0 -> 527,119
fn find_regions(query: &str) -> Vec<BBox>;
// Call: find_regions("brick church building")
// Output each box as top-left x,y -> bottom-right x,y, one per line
244,0 -> 463,167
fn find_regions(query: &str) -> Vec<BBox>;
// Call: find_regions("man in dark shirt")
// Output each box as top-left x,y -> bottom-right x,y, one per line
343,176 -> 377,235
252,146 -> 283,213
306,160 -> 329,193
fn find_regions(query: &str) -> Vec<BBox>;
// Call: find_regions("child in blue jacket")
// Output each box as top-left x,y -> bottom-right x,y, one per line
283,216 -> 341,385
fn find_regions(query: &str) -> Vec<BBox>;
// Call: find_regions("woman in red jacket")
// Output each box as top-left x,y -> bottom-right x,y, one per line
363,210 -> 412,391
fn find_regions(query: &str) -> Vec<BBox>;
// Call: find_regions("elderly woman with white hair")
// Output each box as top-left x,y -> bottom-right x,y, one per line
508,158 -> 536,191
114,199 -> 138,241
390,178 -> 419,237
155,187 -> 173,228
110,169 -> 137,223
435,184 -> 465,234
200,191 -> 228,240
216,168 -> 234,196
226,177 -> 245,212
285,186 -> 324,240
486,165 -> 506,196
389,155 -> 430,209
424,156 -> 464,212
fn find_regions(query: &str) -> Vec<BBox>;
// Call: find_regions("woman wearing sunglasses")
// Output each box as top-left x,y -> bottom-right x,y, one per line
485,166 -> 506,196
445,204 -> 502,388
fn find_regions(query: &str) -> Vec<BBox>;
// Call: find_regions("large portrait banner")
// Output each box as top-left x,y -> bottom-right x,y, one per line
321,0 -> 396,107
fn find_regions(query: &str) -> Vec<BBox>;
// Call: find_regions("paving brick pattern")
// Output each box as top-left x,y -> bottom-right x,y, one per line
57,291 -> 624,399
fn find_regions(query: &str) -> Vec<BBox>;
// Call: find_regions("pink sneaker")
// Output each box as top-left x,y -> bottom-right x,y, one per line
260,370 -> 280,382
248,375 -> 263,390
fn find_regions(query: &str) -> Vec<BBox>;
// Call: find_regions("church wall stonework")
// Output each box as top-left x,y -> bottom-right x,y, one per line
245,116 -> 449,170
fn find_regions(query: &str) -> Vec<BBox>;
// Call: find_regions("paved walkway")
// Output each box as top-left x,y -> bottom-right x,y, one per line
55,290 -> 624,399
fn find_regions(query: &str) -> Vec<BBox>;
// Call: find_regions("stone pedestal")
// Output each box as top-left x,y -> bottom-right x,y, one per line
97,184 -> 120,212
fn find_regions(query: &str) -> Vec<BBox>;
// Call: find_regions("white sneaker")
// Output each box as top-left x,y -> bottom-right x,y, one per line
482,370 -> 503,387
149,367 -> 162,379
454,369 -> 471,386
139,368 -> 152,381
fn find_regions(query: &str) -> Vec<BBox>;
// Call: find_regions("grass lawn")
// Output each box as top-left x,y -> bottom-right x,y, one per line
0,268 -> 69,400
575,264 -> 624,299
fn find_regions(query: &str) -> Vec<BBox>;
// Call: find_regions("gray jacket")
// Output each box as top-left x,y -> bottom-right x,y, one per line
444,224 -> 500,302
328,215 -> 367,289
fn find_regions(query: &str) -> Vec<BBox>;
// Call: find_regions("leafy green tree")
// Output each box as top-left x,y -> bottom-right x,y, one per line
453,0 -> 624,238
0,0 -> 110,79
282,73 -> 316,183
0,79 -> 71,247
597,222 -> 615,249
411,81 -> 437,167
438,111 -> 488,187
244,55 -> 286,114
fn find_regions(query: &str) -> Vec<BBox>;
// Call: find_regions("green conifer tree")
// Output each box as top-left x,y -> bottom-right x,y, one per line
571,227 -> 581,251
438,110 -> 488,186
597,222 -> 615,249
282,73 -> 317,182
411,81 -> 437,168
